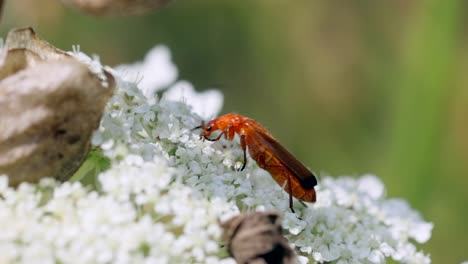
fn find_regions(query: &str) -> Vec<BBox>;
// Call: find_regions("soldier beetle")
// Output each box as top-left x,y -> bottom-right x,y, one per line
193,113 -> 317,212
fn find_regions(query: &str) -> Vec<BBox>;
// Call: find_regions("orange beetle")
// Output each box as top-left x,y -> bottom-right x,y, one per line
193,113 -> 317,212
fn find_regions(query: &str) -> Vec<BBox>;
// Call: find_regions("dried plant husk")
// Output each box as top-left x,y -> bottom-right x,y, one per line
61,0 -> 172,16
0,27 -> 115,186
221,211 -> 296,264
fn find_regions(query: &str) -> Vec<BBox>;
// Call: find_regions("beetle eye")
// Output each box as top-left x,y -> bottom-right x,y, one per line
206,125 -> 212,131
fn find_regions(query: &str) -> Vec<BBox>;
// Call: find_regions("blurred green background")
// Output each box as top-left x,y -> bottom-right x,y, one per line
2,0 -> 467,262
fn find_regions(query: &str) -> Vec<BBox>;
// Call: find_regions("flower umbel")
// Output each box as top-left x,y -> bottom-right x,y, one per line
0,45 -> 433,264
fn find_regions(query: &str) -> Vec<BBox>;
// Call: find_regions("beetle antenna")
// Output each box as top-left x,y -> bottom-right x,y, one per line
191,121 -> 205,131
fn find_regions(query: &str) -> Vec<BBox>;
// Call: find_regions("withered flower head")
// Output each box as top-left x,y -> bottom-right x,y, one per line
0,27 -> 115,186
61,0 -> 172,16
221,211 -> 296,264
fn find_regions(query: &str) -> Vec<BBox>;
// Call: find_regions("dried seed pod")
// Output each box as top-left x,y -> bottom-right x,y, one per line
0,29 -> 68,80
60,0 -> 172,16
221,211 -> 296,264
0,28 -> 114,186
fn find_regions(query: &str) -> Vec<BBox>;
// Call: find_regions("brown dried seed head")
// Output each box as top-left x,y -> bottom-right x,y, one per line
221,211 -> 296,264
0,28 -> 115,186
61,0 -> 172,16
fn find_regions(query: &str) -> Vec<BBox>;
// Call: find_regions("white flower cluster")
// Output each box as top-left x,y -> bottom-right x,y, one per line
291,176 -> 433,264
0,159 -> 232,264
0,46 -> 433,264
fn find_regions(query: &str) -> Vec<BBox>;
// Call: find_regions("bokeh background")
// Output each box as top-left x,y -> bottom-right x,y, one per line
1,0 -> 467,262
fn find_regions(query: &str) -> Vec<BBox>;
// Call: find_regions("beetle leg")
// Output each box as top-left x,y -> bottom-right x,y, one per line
288,175 -> 295,213
299,200 -> 308,208
204,131 -> 225,142
225,124 -> 233,140
239,134 -> 247,171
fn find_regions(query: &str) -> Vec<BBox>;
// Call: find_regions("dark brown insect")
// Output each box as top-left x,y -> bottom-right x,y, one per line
193,113 -> 317,212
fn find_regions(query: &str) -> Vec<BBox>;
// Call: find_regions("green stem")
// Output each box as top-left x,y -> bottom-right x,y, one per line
385,0 -> 461,208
